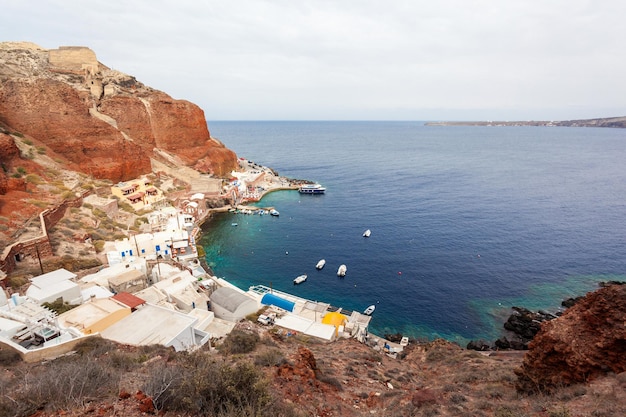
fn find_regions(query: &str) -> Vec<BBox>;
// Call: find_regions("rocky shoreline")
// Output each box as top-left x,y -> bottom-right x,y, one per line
467,280 -> 625,352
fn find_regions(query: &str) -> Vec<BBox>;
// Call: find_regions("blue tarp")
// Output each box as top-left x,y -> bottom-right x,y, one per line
260,293 -> 295,312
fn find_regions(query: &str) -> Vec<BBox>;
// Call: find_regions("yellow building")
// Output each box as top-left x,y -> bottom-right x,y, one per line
56,298 -> 131,335
110,176 -> 166,211
321,311 -> 348,337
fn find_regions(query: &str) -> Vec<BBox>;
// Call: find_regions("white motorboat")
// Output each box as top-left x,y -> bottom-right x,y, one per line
293,274 -> 307,284
363,229 -> 371,237
269,209 -> 279,216
298,183 -> 326,194
337,264 -> 347,277
363,305 -> 375,315
316,259 -> 326,270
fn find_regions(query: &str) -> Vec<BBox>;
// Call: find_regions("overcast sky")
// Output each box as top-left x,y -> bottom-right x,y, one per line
4,0 -> 626,121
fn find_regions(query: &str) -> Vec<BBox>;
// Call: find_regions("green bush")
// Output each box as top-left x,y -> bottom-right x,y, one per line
42,297 -> 79,314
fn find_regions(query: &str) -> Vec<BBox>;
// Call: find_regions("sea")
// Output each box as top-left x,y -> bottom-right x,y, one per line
198,121 -> 626,345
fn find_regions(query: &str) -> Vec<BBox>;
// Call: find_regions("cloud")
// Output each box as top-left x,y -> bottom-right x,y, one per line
4,0 -> 626,119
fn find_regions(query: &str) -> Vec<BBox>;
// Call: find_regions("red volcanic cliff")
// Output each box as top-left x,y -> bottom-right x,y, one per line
516,283 -> 626,393
0,43 -> 237,183
0,132 -> 21,194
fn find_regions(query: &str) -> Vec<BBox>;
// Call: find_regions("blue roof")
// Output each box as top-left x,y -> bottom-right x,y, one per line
260,293 -> 295,312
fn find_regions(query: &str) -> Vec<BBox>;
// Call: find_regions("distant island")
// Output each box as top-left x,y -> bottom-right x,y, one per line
425,115 -> 626,128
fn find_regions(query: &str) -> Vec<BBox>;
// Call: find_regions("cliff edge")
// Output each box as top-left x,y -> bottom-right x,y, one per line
0,42 -> 237,183
516,283 -> 626,393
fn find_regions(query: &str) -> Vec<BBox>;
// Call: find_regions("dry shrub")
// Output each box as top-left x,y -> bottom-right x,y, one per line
219,330 -> 260,355
480,383 -> 507,400
411,388 -> 439,408
0,354 -> 122,416
449,392 -> 467,404
317,374 -> 344,391
73,336 -> 116,356
495,405 -> 530,417
0,348 -> 21,366
254,348 -> 285,367
142,352 -> 271,416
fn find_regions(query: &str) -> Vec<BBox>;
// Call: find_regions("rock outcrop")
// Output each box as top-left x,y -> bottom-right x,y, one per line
0,42 -> 237,183
515,283 -> 626,393
0,132 -> 20,194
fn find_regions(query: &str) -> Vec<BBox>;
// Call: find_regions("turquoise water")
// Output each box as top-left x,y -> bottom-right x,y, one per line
198,121 -> 626,344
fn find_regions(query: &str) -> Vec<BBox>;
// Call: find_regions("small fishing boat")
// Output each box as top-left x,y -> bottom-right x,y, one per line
316,259 -> 326,270
363,305 -> 375,315
337,264 -> 347,277
293,274 -> 307,284
270,209 -> 279,216
363,229 -> 371,237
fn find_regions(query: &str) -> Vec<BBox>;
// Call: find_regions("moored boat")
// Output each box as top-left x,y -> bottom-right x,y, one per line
298,183 -> 326,194
363,229 -> 371,237
363,305 -> 375,315
316,259 -> 326,270
337,264 -> 347,277
269,209 -> 279,216
293,274 -> 307,284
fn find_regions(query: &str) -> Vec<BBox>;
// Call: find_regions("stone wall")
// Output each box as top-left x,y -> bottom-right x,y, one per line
48,46 -> 98,74
0,192 -> 89,277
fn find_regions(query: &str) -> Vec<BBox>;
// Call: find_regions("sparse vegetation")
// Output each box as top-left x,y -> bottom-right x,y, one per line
26,199 -> 49,208
42,297 -> 79,314
25,173 -> 43,184
42,255 -> 102,272
0,345 -> 122,416
254,348 -> 285,367
142,351 -> 275,416
219,330 -> 260,355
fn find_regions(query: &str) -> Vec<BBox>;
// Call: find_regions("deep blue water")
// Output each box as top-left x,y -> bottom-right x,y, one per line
198,121 -> 626,344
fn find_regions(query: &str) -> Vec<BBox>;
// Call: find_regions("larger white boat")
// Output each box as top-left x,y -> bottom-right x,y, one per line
293,274 -> 307,284
316,259 -> 326,270
363,305 -> 376,315
337,264 -> 347,277
363,229 -> 371,237
298,183 -> 326,194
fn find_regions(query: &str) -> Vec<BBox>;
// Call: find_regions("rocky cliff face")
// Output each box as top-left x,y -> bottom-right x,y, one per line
0,132 -> 20,194
0,42 -> 237,183
515,283 -> 626,393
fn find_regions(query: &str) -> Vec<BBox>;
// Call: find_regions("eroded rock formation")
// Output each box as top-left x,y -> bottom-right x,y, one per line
515,283 -> 626,393
0,42 -> 237,183
0,132 -> 20,194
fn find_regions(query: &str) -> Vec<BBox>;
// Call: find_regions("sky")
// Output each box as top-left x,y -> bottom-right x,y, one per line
3,0 -> 626,121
